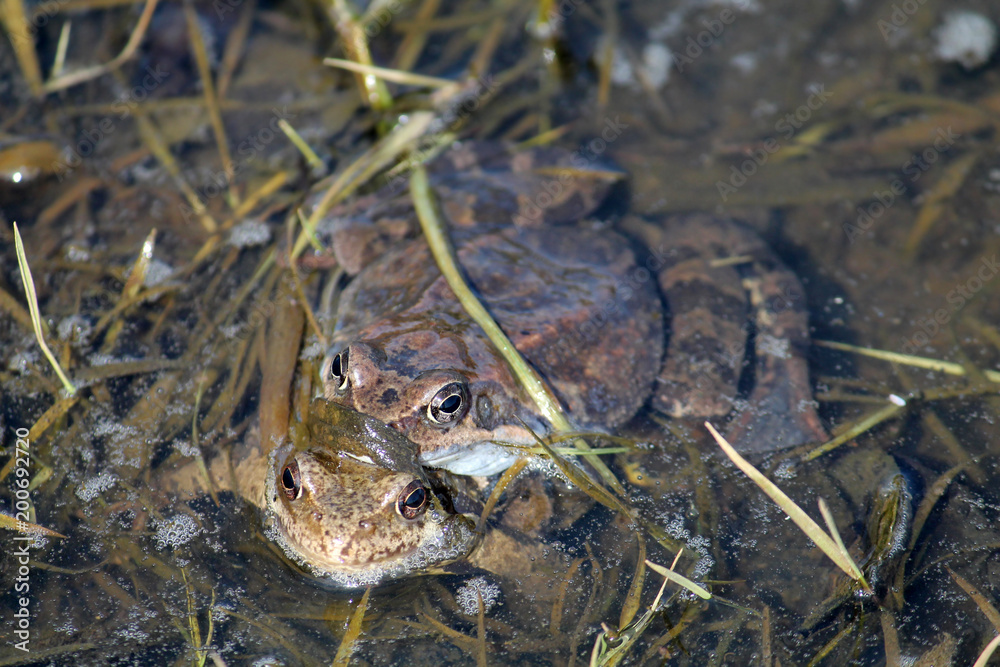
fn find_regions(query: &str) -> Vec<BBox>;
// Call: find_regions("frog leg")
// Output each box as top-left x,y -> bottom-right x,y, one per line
622,214 -> 748,419
726,252 -> 830,452
459,523 -> 574,604
623,214 -> 828,452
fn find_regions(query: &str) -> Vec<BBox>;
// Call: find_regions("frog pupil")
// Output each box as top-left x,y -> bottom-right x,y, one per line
330,350 -> 349,391
281,463 -> 300,500
397,481 -> 428,519
405,488 -> 425,508
440,394 -> 461,413
428,382 -> 468,425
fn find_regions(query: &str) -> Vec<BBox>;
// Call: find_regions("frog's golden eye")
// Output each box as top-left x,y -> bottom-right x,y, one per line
396,480 -> 428,520
281,461 -> 302,501
427,382 -> 468,425
327,349 -> 349,392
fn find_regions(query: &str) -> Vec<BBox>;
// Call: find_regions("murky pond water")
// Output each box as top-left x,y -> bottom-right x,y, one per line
2,0 -> 1000,664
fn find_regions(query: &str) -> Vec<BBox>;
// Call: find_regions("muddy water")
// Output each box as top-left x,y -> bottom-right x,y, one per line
2,0 -> 1000,664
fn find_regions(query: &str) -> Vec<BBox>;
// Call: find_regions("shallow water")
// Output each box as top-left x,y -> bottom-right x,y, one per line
2,0 -> 1000,664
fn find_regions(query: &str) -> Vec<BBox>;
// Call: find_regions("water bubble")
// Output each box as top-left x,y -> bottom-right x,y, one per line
455,576 -> 502,615
153,514 -> 201,550
76,470 -> 118,501
228,218 -> 272,248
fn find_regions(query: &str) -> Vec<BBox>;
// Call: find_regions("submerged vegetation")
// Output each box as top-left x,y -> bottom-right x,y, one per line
1,0 -> 1000,664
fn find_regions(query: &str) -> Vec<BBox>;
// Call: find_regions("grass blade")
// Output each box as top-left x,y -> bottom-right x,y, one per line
706,422 -> 868,590
411,164 -> 624,494
644,559 -> 710,600
332,587 -> 371,667
816,339 -> 1000,384
13,223 -> 76,395
0,512 -> 66,538
974,633 -> 1000,667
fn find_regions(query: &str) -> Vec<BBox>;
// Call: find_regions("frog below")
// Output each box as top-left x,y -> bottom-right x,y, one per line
170,399 -> 479,587
265,424 -> 478,587
317,142 -> 828,475
163,300 -> 479,587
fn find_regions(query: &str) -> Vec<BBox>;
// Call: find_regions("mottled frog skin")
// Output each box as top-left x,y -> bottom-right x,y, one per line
317,142 -> 827,475
172,295 -> 479,588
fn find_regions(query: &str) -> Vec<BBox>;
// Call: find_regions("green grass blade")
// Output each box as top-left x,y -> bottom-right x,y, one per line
410,164 -> 624,494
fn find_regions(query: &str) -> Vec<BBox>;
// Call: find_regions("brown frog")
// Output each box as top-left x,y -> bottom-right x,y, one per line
264,400 -> 480,587
164,298 -> 480,586
175,394 -> 560,587
268,398 -> 578,586
316,142 -> 828,476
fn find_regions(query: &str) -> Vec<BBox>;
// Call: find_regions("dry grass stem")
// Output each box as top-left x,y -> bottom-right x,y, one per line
278,120 -> 325,173
706,422 -> 868,590
0,512 -> 66,538
804,402 -> 904,461
1,0 -> 44,94
185,2 -> 237,200
973,633 -> 1000,667
13,223 -> 76,394
904,151 -> 979,259
643,559 -> 710,600
324,57 -> 457,88
947,567 -> 1000,630
295,111 -> 434,258
331,587 -> 371,666
816,339 -> 1000,383
43,0 -> 160,93
477,457 -> 529,531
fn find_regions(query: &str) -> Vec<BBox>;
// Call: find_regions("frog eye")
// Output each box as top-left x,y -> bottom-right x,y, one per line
280,460 -> 301,501
427,382 -> 469,425
327,349 -> 349,392
396,480 -> 428,520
